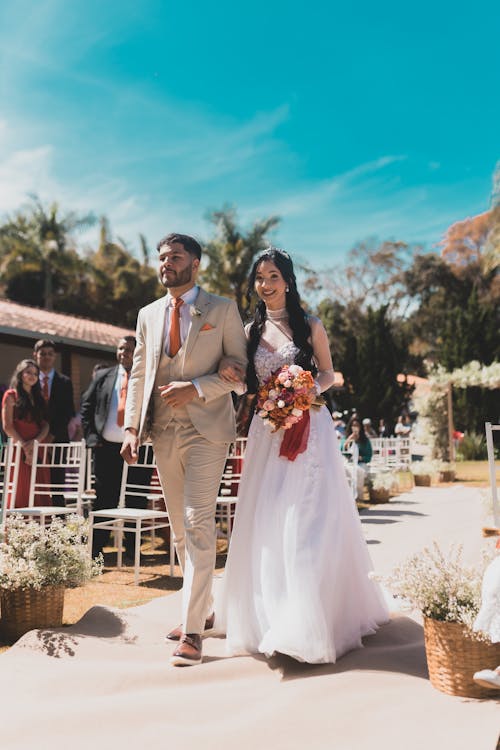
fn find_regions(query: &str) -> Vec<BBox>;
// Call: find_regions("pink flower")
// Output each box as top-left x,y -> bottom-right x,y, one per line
263,400 -> 275,411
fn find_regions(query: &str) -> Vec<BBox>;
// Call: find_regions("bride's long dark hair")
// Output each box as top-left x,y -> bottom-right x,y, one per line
245,247 -> 316,394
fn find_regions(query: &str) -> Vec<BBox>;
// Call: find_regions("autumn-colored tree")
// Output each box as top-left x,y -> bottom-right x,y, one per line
315,238 -> 414,315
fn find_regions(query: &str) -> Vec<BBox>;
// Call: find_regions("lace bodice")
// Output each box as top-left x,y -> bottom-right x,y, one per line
254,342 -> 299,385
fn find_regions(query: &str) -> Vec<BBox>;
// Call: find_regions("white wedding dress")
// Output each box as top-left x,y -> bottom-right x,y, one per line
219,343 -> 389,664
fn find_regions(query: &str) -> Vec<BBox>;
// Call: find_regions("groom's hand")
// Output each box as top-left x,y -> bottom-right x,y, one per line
159,381 -> 198,407
121,429 -> 139,465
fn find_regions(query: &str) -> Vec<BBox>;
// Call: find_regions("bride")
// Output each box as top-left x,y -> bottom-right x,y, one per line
218,247 -> 389,664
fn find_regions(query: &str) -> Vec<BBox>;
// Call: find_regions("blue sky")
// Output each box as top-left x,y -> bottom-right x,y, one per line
0,0 -> 499,269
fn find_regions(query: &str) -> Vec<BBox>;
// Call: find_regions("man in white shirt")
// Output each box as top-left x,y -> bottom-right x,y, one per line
81,336 -> 152,558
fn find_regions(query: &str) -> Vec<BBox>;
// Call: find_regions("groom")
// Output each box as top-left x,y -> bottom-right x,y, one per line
121,233 -> 246,666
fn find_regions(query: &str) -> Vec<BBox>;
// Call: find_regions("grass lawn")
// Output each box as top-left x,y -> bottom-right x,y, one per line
454,460 -> 499,486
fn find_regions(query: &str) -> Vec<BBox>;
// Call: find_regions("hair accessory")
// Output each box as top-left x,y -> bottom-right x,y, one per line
258,245 -> 291,260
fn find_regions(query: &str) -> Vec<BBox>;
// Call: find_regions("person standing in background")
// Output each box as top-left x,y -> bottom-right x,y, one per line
81,336 -> 152,560
33,339 -> 75,506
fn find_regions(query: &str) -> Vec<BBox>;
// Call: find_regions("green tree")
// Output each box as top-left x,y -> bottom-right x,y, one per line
84,217 -> 162,327
317,301 -> 414,426
0,195 -> 95,310
201,207 -> 280,316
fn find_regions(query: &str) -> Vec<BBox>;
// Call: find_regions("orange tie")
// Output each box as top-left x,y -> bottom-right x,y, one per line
42,375 -> 49,401
169,298 -> 184,357
116,370 -> 129,427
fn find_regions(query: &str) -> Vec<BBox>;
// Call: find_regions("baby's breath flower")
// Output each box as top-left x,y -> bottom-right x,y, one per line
382,542 -> 494,637
0,514 -> 103,591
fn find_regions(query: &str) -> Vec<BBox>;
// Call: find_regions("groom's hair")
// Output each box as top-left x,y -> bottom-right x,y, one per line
156,233 -> 202,260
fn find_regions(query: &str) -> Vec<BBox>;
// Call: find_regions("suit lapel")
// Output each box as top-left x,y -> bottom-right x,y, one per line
152,296 -> 168,363
49,371 -> 59,404
183,288 -> 212,361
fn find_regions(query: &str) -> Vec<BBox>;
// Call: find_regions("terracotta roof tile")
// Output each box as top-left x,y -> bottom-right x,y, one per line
0,299 -> 135,351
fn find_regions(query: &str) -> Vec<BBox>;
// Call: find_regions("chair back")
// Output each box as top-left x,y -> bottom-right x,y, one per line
26,440 -> 87,514
118,443 -> 160,509
0,439 -> 21,529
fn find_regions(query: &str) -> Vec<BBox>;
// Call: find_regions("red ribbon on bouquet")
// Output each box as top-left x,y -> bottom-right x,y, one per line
279,410 -> 311,461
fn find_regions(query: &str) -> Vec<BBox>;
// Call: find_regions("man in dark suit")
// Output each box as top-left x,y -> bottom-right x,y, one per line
81,336 -> 152,559
33,339 -> 76,506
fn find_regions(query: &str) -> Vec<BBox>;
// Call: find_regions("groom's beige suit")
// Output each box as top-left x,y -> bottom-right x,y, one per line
125,287 -> 246,633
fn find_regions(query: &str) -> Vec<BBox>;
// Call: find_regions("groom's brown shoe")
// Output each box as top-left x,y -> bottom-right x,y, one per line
170,634 -> 202,666
165,612 -> 215,642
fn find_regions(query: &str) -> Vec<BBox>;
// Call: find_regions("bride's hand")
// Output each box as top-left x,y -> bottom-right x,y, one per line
218,357 -> 246,384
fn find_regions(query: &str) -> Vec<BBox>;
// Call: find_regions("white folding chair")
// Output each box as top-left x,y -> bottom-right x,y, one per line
485,422 -> 500,527
6,440 -> 86,525
89,443 -> 173,584
0,439 -> 20,530
29,440 -> 86,511
369,438 -> 386,470
216,437 -> 247,542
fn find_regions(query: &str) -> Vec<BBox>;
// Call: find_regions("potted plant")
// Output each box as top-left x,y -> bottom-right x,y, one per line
382,543 -> 500,698
368,471 -> 398,503
410,460 -> 437,487
0,514 -> 102,642
438,461 -> 456,483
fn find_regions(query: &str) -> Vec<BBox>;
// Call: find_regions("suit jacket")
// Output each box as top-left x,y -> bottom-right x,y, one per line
80,366 -> 119,447
125,288 -> 247,444
48,371 -> 75,442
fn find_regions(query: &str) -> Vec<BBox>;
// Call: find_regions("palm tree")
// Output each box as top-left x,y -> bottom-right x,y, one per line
202,206 -> 280,316
0,195 -> 96,310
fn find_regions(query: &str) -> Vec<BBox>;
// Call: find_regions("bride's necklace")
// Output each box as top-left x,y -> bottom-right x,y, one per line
266,306 -> 288,321
266,307 -> 292,338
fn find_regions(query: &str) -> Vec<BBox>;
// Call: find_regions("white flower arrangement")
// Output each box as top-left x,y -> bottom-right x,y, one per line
369,470 -> 399,492
379,543 -> 492,635
189,305 -> 202,317
410,460 -> 438,476
0,514 -> 103,592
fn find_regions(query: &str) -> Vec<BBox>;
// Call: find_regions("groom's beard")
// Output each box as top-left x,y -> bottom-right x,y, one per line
160,264 -> 194,288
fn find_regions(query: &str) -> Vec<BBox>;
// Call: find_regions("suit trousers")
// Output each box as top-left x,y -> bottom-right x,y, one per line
92,441 -> 152,557
152,412 -> 228,634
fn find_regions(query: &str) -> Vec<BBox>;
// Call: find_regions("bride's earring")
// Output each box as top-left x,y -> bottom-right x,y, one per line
285,286 -> 289,292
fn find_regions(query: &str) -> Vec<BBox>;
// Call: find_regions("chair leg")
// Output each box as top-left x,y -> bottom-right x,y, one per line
117,521 -> 123,568
134,520 -> 141,585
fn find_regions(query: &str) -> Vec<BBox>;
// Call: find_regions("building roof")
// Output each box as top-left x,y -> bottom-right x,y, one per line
0,299 -> 135,352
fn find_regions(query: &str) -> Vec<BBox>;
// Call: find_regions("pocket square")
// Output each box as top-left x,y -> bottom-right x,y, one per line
200,323 -> 215,331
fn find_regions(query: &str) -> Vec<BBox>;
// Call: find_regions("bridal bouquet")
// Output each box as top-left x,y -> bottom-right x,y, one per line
257,364 -> 316,433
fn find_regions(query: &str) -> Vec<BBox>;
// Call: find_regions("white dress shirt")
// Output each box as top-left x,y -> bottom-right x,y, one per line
102,365 -> 128,443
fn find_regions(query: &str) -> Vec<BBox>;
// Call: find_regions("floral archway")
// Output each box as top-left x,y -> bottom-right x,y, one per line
415,361 -> 500,461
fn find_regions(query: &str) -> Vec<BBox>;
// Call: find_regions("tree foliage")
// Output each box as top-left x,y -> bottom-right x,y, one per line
0,195 -> 95,310
201,206 -> 280,316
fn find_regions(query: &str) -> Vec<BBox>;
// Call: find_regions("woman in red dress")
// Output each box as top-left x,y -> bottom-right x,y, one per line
1,359 -> 50,508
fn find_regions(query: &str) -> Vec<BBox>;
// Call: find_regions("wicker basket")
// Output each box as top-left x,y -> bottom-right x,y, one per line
414,474 -> 432,487
438,470 -> 456,483
0,586 -> 65,643
368,488 -> 391,504
423,616 -> 500,698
